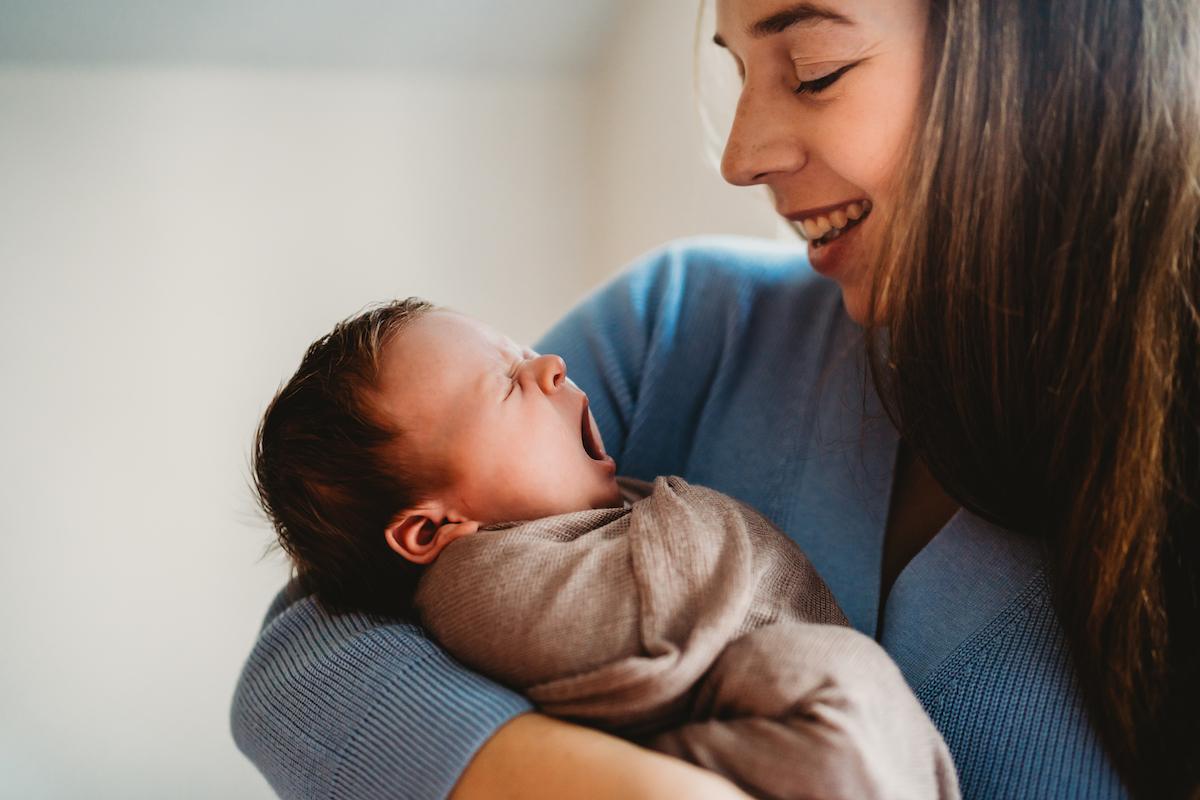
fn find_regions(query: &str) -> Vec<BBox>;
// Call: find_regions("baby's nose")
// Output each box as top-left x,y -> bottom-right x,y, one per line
526,354 -> 567,394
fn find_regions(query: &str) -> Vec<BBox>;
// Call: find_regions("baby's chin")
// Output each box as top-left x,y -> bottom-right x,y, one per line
597,477 -> 625,509
487,478 -> 624,523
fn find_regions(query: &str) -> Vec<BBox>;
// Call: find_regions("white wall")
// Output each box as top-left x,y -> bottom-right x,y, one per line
0,68 -> 595,800
586,0 -> 779,282
0,3 -> 779,798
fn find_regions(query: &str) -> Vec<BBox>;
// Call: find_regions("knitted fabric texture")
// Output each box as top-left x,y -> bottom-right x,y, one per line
415,476 -> 960,800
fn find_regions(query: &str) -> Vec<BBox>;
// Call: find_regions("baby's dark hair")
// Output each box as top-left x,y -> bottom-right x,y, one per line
253,298 -> 437,620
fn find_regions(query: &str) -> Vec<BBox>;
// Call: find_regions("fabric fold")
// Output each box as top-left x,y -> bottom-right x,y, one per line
415,476 -> 959,800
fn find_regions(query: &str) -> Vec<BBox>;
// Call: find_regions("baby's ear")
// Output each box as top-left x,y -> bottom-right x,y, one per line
384,505 -> 480,565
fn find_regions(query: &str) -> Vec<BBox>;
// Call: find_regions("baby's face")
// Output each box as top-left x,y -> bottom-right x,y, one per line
375,310 -> 623,526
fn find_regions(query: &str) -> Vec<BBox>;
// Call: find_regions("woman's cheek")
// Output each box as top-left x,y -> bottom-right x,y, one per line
820,100 -> 890,195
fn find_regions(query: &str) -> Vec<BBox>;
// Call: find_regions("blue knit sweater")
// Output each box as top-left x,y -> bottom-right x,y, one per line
232,236 -> 1128,800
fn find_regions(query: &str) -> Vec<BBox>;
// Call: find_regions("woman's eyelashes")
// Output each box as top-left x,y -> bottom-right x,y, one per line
794,62 -> 857,95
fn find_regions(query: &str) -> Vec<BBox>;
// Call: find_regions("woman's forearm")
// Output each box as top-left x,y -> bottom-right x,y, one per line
448,713 -> 752,800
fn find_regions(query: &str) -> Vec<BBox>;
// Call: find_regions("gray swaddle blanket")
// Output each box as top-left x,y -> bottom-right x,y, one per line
415,476 -> 960,800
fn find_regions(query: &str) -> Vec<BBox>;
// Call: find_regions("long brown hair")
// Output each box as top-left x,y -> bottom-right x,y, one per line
868,0 -> 1200,796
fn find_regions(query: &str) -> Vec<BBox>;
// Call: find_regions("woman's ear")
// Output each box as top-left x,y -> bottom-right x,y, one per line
384,504 -> 480,565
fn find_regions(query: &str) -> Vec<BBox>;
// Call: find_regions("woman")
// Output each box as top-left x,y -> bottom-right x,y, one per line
231,0 -> 1199,798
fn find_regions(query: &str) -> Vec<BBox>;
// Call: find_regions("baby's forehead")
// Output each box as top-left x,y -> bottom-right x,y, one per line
387,310 -> 518,371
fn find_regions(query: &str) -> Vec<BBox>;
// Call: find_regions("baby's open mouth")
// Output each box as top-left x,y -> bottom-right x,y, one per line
580,399 -> 607,461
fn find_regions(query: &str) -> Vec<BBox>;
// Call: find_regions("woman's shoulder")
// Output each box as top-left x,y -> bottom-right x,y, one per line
552,235 -> 849,383
634,234 -> 816,281
607,235 -> 837,320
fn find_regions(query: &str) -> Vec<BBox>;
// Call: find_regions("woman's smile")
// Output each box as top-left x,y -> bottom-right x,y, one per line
782,196 -> 873,278
715,0 -> 929,321
789,198 -> 871,246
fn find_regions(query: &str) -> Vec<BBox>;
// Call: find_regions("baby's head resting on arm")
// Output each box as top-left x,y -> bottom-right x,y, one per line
254,298 -> 622,619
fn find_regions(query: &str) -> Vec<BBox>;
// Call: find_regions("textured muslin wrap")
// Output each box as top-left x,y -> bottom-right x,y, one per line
415,476 -> 960,800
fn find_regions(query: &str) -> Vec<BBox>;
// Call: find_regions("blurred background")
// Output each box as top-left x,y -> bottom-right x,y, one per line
0,0 -> 783,797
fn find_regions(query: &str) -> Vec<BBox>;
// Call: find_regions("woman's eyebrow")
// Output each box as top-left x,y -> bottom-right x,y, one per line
714,2 -> 852,47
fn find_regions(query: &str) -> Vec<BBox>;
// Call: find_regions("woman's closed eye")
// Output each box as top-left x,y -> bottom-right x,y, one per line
794,62 -> 857,95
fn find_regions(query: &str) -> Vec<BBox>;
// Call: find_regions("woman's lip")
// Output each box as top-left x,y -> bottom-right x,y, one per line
805,217 -> 861,276
784,198 -> 870,222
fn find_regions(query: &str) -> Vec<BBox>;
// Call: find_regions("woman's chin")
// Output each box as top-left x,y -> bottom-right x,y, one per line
810,244 -> 870,323
840,286 -> 871,324
804,229 -> 875,324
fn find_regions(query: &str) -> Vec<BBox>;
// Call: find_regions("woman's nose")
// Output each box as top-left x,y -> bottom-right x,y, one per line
721,78 -> 807,186
524,354 -> 567,394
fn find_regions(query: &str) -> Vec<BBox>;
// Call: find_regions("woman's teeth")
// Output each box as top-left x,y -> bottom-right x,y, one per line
798,199 -> 871,247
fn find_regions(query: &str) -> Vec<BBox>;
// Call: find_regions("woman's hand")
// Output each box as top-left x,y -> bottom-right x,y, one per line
448,713 -> 753,800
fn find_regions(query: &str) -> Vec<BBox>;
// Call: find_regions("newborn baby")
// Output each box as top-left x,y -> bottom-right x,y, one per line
254,298 -> 960,800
